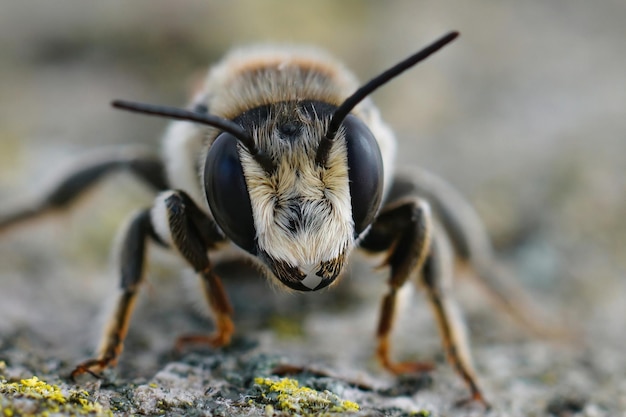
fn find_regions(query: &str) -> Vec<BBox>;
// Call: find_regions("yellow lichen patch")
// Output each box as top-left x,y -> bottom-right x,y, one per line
254,377 -> 359,415
0,376 -> 112,417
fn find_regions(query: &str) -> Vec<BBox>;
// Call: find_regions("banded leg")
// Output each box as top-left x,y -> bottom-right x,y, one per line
71,189 -> 229,378
0,151 -> 168,233
361,195 -> 489,406
153,190 -> 233,350
390,167 -> 567,339
361,197 -> 434,374
71,209 -> 158,378
421,232 -> 488,407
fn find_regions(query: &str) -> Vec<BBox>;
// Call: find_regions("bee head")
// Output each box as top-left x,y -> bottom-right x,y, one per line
111,31 -> 458,292
204,100 -> 383,291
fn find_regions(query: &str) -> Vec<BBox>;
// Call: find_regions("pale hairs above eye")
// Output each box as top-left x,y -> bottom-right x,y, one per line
315,31 -> 459,167
111,99 -> 274,172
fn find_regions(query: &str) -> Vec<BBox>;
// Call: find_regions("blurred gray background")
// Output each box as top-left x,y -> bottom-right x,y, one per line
1,1 -> 625,416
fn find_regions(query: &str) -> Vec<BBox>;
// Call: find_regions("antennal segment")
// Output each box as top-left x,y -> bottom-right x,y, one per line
317,31 -> 459,165
112,100 -> 274,172
112,100 -> 255,152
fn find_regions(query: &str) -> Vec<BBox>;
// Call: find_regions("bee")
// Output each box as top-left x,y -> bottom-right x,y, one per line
1,32 -> 540,407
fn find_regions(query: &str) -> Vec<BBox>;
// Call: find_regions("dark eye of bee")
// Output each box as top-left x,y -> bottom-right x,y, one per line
342,115 -> 384,236
204,132 -> 257,253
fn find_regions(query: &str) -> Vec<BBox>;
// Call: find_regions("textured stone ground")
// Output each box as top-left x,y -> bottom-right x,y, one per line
1,2 -> 625,416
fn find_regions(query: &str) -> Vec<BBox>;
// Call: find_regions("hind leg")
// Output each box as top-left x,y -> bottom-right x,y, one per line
0,150 -> 167,233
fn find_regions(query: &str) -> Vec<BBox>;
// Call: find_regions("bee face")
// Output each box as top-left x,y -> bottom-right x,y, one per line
204,99 -> 384,291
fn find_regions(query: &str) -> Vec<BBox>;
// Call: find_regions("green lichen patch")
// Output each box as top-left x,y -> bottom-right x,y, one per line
254,377 -> 359,415
0,376 -> 112,417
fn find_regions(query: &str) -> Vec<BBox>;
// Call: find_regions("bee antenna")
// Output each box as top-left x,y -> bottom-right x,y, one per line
112,100 -> 274,171
316,31 -> 459,166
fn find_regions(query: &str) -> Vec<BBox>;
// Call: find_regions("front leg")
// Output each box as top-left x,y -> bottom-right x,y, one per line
361,196 -> 488,406
152,190 -> 234,349
360,197 -> 434,374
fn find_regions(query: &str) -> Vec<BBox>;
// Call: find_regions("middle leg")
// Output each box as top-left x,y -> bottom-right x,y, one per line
71,208 -> 159,378
71,189 -> 230,378
361,197 -> 434,373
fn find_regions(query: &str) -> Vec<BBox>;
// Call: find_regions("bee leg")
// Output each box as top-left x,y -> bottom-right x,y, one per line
153,191 -> 234,351
392,167 -> 567,339
421,232 -> 490,408
362,195 -> 489,406
71,208 -> 158,379
72,189 -> 228,378
0,151 -> 167,233
173,269 -> 235,350
361,197 -> 435,374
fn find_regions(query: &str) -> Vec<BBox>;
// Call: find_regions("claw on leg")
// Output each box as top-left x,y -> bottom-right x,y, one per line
175,265 -> 235,350
70,288 -> 139,381
455,392 -> 492,410
70,358 -> 113,380
175,314 -> 235,352
376,336 -> 435,375
175,267 -> 235,352
422,238 -> 490,408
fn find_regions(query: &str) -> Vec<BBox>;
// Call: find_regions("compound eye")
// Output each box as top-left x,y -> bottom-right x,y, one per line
204,132 -> 256,253
343,115 -> 384,236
